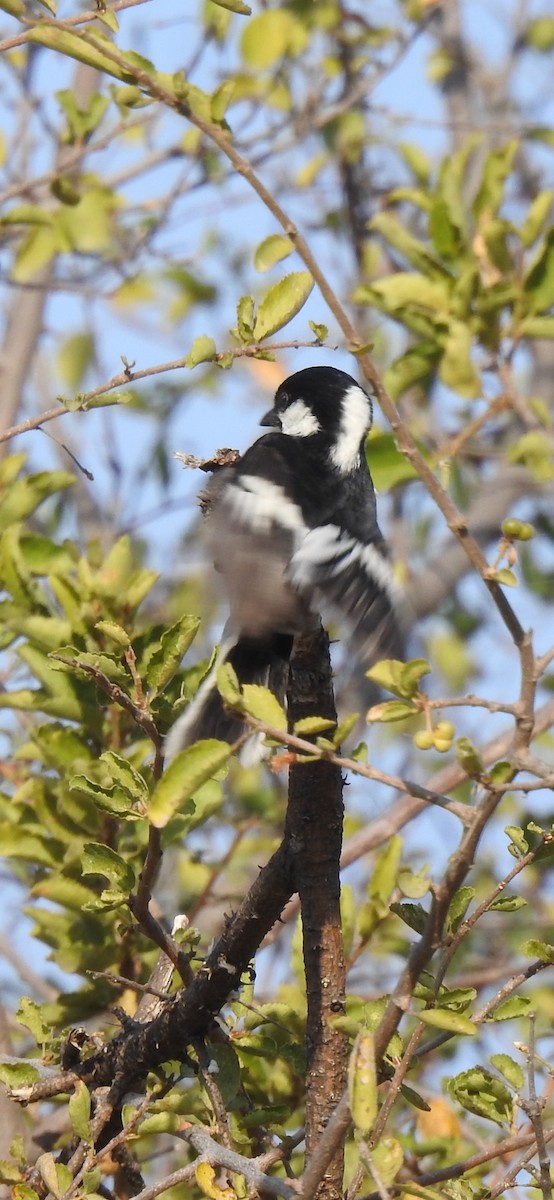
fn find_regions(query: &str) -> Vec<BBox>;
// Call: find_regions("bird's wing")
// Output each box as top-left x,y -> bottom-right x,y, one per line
203,445 -> 315,638
289,523 -> 405,662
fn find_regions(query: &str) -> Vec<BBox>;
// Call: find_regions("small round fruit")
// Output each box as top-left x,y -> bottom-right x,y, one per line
414,730 -> 434,750
435,720 -> 455,739
501,518 -> 535,541
433,737 -> 452,753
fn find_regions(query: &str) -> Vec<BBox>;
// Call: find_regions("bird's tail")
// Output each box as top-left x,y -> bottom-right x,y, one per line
164,628 -> 293,763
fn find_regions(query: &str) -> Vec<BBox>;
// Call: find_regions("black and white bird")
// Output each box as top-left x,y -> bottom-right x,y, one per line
165,365 -> 403,760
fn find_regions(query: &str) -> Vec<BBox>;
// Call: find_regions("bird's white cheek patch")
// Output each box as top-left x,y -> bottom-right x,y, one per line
280,399 -> 321,438
330,384 -> 372,472
226,475 -> 305,532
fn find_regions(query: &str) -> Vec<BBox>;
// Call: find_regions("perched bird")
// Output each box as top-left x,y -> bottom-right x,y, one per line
165,365 -> 403,759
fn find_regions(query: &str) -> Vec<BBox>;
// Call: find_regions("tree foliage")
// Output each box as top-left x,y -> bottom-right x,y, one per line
0,2 -> 553,1199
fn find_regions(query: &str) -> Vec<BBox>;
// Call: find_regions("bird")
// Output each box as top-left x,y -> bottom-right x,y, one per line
165,365 -> 403,760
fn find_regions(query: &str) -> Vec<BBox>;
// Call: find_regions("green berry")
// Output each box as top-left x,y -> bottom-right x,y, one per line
435,720 -> 455,739
501,518 -> 535,541
414,730 -> 434,750
433,737 -> 452,753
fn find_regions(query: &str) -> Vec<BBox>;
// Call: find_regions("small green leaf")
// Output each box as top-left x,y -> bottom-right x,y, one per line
253,272 -> 314,341
455,736 -> 484,777
366,699 -> 416,723
417,1009 -> 476,1035
68,1081 -> 92,1142
487,894 -> 527,912
389,901 -> 428,933
348,1034 -> 377,1136
366,432 -> 418,490
254,235 -> 294,273
446,1067 -> 512,1125
520,190 -> 554,247
293,716 -> 336,736
185,335 -> 216,368
490,1054 -> 524,1090
0,1062 -> 40,1090
521,938 -> 554,963
147,614 -> 200,690
504,824 -> 529,856
447,887 -> 475,933
489,995 -> 531,1020
211,0 -> 251,14
241,9 -> 306,68
16,998 -> 50,1045
36,1155 -> 72,1200
148,740 -> 231,827
241,683 -> 287,731
81,843 -> 135,902
217,662 -> 243,707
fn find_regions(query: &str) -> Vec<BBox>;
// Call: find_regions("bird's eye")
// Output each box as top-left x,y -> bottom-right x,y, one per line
279,391 -> 289,406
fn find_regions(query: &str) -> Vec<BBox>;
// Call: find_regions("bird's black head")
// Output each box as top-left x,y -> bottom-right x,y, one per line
260,366 -> 373,473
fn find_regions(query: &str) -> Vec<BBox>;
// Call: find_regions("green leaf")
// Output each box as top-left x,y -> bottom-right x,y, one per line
185,335 -> 216,368
253,272 -> 314,340
357,272 -> 450,315
490,1054 -> 524,1090
36,1154 -> 72,1200
0,469 -> 74,526
81,843 -> 135,904
0,0 -> 24,14
216,661 -> 243,707
147,615 -> 200,690
504,824 -> 529,856
57,333 -> 94,389
487,893 -> 527,912
489,995 -> 531,1020
348,1034 -> 377,1136
455,737 -> 484,777
369,211 -> 448,277
212,0 -> 251,16
254,235 -> 294,273
520,190 -> 554,247
241,10 -> 307,69
0,1062 -> 39,1090
148,740 -> 231,827
68,1081 -> 92,1142
370,1137 -> 404,1186
241,683 -> 287,731
366,432 -> 418,490
369,836 -> 402,904
439,320 -> 480,399
447,887 -> 475,933
26,27 -> 137,83
524,228 -> 554,313
473,142 -> 517,220
446,1067 -> 512,1125
417,1009 -> 476,1035
366,699 -> 416,723
16,998 -> 50,1045
521,938 -> 554,963
389,901 -> 428,934
293,716 -> 336,736
397,866 -> 430,899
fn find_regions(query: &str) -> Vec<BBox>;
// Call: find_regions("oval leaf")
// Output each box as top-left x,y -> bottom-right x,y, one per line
253,272 -> 313,341
149,740 -> 231,828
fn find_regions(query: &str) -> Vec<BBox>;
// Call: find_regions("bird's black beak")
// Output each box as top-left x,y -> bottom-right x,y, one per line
260,409 -> 281,428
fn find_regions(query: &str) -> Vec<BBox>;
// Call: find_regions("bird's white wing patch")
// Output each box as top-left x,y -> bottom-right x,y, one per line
224,474 -> 305,533
290,523 -> 403,660
329,384 -> 372,473
280,399 -> 321,438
